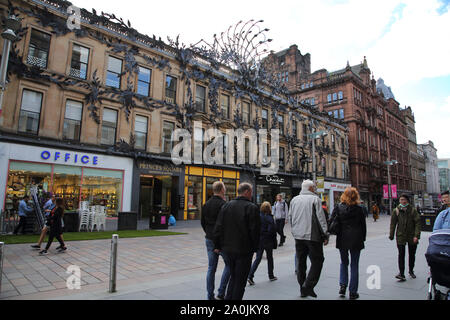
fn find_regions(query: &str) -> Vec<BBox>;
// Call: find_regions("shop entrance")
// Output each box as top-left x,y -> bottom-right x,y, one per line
139,175 -> 176,219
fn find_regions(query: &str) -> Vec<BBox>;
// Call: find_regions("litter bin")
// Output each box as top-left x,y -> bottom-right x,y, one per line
421,215 -> 437,232
63,211 -> 80,232
118,212 -> 138,231
150,212 -> 169,230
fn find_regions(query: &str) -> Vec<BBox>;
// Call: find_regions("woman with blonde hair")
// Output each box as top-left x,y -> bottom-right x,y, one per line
247,201 -> 278,286
330,187 -> 367,300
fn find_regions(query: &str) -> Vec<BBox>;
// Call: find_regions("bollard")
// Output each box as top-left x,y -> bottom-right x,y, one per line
109,234 -> 118,293
0,242 -> 4,293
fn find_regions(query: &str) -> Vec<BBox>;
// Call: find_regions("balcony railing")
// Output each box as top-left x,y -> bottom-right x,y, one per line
27,55 -> 47,69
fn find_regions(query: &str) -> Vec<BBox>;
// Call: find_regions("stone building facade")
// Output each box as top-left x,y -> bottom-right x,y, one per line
418,141 -> 441,207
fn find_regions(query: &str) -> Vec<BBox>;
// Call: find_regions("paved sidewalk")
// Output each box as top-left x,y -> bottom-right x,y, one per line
0,215 -> 434,300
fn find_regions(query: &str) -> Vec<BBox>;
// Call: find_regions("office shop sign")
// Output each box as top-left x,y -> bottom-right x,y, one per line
40,150 -> 99,166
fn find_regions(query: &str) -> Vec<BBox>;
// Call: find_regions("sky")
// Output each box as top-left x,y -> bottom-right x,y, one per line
71,0 -> 450,158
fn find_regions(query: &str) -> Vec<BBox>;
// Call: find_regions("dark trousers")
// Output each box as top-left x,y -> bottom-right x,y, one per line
339,249 -> 361,294
295,240 -> 325,291
248,248 -> 274,280
224,252 -> 253,301
275,219 -> 286,243
45,232 -> 65,251
397,243 -> 418,276
14,216 -> 27,235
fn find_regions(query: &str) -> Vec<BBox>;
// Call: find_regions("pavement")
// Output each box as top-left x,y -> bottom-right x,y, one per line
0,215 -> 437,300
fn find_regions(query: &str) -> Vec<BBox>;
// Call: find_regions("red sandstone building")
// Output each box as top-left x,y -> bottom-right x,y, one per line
266,45 -> 412,206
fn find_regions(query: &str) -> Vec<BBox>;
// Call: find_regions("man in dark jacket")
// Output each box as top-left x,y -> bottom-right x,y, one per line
389,194 -> 421,281
213,182 -> 260,300
201,181 -> 230,300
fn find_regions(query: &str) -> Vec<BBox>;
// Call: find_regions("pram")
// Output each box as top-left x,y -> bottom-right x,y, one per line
425,229 -> 450,300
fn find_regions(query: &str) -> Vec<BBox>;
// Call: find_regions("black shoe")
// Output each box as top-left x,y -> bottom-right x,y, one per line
278,243 -> 284,247
395,274 -> 406,281
57,247 -> 67,253
39,250 -> 48,255
56,245 -> 62,250
301,287 -> 317,298
269,276 -> 278,282
409,271 -> 416,279
339,285 -> 347,297
31,245 -> 41,249
247,278 -> 255,286
349,293 -> 360,300
215,295 -> 224,300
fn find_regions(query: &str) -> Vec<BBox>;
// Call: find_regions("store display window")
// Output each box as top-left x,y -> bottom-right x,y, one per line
223,178 -> 236,202
187,176 -> 202,220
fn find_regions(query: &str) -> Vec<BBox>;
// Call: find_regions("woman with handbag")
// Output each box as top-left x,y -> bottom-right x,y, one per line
247,202 -> 278,285
330,187 -> 367,300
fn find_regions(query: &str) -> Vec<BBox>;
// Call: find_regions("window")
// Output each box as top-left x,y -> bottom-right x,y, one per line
261,109 -> 269,129
63,100 -> 83,141
101,108 -> 118,145
137,66 -> 151,96
242,102 -> 250,125
341,138 -> 345,152
333,160 -> 337,177
195,85 -> 206,112
134,115 -> 148,150
280,147 -> 285,171
221,95 -> 230,119
328,111 -> 333,117
293,151 -> 298,169
303,124 -> 308,142
292,120 -> 297,138
27,29 -> 51,69
278,114 -> 284,135
310,81 -> 314,87
339,109 -> 345,119
334,110 -> 339,119
70,44 -> 89,79
342,162 -> 346,179
301,84 -> 305,90
162,121 -> 175,154
18,90 -> 43,135
106,56 -> 122,88
333,93 -> 338,101
331,134 -> 335,150
338,91 -> 343,100
311,98 -> 315,106
327,94 -> 332,103
165,75 -> 177,104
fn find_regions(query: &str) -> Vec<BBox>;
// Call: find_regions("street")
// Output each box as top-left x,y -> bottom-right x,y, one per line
0,215 -> 435,300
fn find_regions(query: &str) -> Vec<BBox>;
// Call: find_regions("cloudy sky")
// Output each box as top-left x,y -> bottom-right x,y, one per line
72,0 -> 450,158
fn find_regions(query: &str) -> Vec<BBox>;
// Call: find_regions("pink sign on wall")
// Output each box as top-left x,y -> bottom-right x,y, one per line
391,185 -> 398,199
161,216 -> 166,225
383,185 -> 390,199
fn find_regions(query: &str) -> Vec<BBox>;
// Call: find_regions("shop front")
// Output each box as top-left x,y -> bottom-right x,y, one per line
184,166 -> 240,220
256,174 -> 293,206
322,181 -> 352,210
0,142 -> 133,217
132,160 -> 184,220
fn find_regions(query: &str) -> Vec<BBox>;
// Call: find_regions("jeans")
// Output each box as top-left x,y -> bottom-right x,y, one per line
275,219 -> 286,244
295,240 -> 324,290
397,243 -> 418,276
225,252 -> 253,300
339,249 -> 361,294
206,239 -> 231,300
14,216 -> 27,235
248,248 -> 274,280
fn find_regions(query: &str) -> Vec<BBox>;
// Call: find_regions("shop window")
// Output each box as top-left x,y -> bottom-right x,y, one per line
70,44 -> 89,79
242,102 -> 251,125
52,165 -> 82,211
63,100 -> 83,141
165,75 -> 177,104
101,108 -> 118,146
187,176 -> 202,220
162,121 -> 175,154
106,56 -> 122,88
262,108 -> 269,129
137,66 -> 151,96
27,29 -> 51,69
18,89 -> 43,135
195,85 -> 206,112
81,168 -> 123,217
134,115 -> 148,150
223,178 -> 237,202
221,94 -> 230,119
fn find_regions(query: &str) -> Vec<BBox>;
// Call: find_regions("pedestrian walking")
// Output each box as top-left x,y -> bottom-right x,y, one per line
31,194 -> 57,250
213,183 -> 260,300
14,195 -> 34,235
248,202 -> 278,286
389,194 -> 421,281
289,180 -> 329,299
201,181 -> 230,300
272,194 -> 289,247
372,203 -> 380,222
331,187 -> 367,300
39,198 -> 67,255
433,191 -> 449,231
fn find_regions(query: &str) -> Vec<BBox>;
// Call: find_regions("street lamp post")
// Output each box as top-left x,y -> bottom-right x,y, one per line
385,160 -> 398,216
0,14 -> 21,118
309,128 -> 328,186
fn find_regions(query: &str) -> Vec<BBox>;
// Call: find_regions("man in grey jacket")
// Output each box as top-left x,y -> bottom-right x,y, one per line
289,180 -> 329,298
